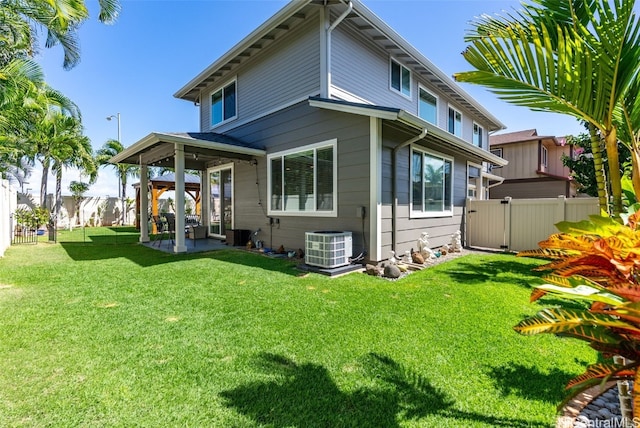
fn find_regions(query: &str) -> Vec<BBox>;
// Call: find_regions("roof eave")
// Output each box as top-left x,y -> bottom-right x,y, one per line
109,132 -> 266,165
173,0 -> 313,102
308,97 -> 508,167
348,0 -> 507,131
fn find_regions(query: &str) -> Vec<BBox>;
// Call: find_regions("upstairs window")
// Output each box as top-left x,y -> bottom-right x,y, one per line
391,59 -> 411,97
448,106 -> 462,137
418,87 -> 437,125
541,145 -> 548,167
411,148 -> 453,217
211,79 -> 237,127
473,123 -> 484,148
268,140 -> 337,216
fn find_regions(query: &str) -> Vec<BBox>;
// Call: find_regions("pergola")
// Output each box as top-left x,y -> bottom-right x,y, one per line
110,131 -> 265,253
132,172 -> 202,233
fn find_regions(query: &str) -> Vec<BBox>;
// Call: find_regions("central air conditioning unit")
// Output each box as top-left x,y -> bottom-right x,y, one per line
305,231 -> 353,268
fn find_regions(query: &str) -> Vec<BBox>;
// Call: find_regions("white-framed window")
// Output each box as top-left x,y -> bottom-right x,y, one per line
418,86 -> 438,125
473,122 -> 484,148
390,59 -> 411,98
411,147 -> 453,217
541,145 -> 548,167
268,139 -> 337,216
210,78 -> 237,127
448,106 -> 462,137
490,148 -> 503,158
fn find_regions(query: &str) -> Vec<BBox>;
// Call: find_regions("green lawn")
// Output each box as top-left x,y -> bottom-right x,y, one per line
0,241 -> 596,427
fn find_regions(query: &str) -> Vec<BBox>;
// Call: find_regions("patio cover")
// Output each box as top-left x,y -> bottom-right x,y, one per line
110,131 -> 265,253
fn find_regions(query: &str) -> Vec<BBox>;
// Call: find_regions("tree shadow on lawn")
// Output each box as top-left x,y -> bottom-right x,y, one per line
219,352 -> 548,427
59,243 -> 301,275
487,363 -> 578,403
437,257 -> 544,289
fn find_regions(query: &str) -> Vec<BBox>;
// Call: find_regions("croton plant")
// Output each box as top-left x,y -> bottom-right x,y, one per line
514,209 -> 640,415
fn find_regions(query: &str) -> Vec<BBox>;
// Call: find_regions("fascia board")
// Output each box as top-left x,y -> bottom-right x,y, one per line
174,0 -> 313,101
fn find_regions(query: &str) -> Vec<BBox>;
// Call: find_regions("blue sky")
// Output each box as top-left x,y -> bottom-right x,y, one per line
32,0 -> 588,197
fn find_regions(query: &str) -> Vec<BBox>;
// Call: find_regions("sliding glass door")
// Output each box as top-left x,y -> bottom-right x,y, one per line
209,165 -> 233,237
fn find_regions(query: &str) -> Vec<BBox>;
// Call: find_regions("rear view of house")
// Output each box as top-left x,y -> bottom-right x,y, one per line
489,129 -> 575,199
112,0 -> 507,262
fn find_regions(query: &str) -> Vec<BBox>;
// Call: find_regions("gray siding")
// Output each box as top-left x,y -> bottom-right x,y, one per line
223,102 -> 371,255
332,22 -> 492,150
381,124 -> 467,258
199,11 -> 321,133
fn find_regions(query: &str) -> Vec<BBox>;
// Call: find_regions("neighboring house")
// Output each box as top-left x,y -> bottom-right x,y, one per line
489,129 -> 576,199
111,0 -> 507,261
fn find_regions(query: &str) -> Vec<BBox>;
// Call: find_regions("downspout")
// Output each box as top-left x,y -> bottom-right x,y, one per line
392,128 -> 427,254
324,1 -> 353,98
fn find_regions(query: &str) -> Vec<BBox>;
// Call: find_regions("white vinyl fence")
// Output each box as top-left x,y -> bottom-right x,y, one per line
1,180 -> 17,257
466,196 -> 600,252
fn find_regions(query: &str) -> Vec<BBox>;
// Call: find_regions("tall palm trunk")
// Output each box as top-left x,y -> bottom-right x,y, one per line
120,172 -> 127,225
605,127 -> 623,218
54,164 -> 62,228
588,124 -> 610,215
40,157 -> 50,208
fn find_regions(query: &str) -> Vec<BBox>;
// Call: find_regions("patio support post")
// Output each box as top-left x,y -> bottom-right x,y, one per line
174,144 -> 187,253
139,161 -> 150,243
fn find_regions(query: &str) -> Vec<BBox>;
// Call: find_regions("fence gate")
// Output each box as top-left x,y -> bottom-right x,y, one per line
466,199 -> 510,250
465,197 -> 600,252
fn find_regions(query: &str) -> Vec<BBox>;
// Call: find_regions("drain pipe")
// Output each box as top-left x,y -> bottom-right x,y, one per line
324,1 -> 353,98
392,128 -> 427,255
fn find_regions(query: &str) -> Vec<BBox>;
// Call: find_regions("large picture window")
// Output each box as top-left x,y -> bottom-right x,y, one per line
411,148 -> 453,216
211,79 -> 237,127
268,140 -> 337,216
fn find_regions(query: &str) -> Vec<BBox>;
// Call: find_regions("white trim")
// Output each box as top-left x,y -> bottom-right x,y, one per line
212,94 -> 315,133
308,98 -> 508,167
370,117 -> 382,261
409,146 -> 454,218
447,104 -> 463,138
267,138 -> 338,217
210,77 -> 238,128
109,132 -> 265,165
418,85 -> 438,126
467,161 -> 483,200
207,162 -> 235,239
330,85 -> 373,104
390,57 -> 412,100
541,145 -> 548,167
472,121 -> 484,149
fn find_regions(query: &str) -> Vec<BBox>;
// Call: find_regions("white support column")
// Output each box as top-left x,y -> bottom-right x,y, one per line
139,161 -> 150,243
201,169 -> 210,235
369,117 -> 382,262
174,144 -> 187,253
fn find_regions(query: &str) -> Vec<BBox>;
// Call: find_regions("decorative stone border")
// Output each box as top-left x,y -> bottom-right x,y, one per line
556,381 -> 618,428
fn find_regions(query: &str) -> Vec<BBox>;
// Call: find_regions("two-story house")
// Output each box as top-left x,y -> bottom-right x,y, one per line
489,129 -> 576,199
112,0 -> 507,262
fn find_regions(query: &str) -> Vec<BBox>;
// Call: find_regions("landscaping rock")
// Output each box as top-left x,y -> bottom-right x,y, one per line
366,264 -> 382,276
383,264 -> 402,279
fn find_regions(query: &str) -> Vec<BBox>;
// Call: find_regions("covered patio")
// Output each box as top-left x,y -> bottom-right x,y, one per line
110,131 -> 265,253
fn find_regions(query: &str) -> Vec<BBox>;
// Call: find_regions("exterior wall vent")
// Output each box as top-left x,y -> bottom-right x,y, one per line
305,231 -> 353,268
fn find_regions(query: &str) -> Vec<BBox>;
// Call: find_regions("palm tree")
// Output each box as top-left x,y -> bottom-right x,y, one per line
454,0 -> 640,217
95,139 -> 138,225
2,0 -> 121,69
69,180 -> 89,226
48,114 -> 96,225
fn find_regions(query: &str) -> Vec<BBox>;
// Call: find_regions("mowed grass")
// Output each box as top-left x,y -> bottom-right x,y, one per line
0,242 -> 596,427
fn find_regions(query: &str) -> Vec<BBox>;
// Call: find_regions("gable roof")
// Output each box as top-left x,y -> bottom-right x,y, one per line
174,0 -> 505,132
490,129 -> 560,146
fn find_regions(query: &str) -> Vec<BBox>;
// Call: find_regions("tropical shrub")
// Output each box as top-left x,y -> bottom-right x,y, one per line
514,211 -> 640,415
